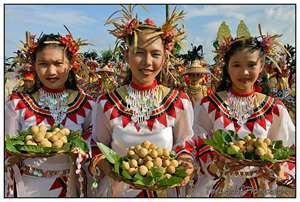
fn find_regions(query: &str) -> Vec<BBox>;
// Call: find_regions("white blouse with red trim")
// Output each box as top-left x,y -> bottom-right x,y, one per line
92,84 -> 194,157
190,92 -> 295,197
4,91 -> 95,197
5,91 -> 94,139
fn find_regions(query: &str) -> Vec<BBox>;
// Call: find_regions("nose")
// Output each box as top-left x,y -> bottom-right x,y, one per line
46,64 -> 57,76
243,68 -> 249,75
144,53 -> 152,66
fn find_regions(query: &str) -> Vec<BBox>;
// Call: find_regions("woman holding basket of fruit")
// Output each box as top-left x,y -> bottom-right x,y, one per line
5,30 -> 95,197
89,7 -> 195,197
191,28 -> 295,197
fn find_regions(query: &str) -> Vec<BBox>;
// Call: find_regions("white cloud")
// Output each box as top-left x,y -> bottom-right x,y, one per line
183,5 -> 250,20
4,4 -> 295,65
265,6 -> 295,22
6,5 -> 96,27
181,5 -> 295,63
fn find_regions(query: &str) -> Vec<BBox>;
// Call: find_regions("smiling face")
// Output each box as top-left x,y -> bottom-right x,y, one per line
126,29 -> 165,86
227,48 -> 263,94
34,46 -> 71,89
189,73 -> 203,85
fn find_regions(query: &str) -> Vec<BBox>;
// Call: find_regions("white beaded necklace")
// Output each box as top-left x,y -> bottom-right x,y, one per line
125,84 -> 160,123
226,90 -> 255,125
38,88 -> 69,124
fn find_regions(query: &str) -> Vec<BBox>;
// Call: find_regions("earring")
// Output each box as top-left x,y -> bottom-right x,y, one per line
226,79 -> 231,89
68,75 -> 73,83
91,167 -> 101,194
35,76 -> 41,89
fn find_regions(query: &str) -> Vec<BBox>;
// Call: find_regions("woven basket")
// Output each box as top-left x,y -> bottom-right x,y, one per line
213,149 -> 288,166
97,156 -> 185,191
211,149 -> 291,179
6,150 -> 68,159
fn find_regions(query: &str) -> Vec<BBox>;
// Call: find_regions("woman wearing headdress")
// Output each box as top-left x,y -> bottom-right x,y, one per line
190,31 -> 295,197
184,45 -> 210,107
5,30 -> 95,197
89,6 -> 195,197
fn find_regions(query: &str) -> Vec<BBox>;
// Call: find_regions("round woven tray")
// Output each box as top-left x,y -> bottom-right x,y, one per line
210,149 -> 293,180
97,156 -> 185,191
6,150 -> 69,159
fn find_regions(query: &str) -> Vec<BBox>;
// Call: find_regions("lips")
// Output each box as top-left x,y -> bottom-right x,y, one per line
139,69 -> 154,75
46,77 -> 59,83
238,78 -> 251,83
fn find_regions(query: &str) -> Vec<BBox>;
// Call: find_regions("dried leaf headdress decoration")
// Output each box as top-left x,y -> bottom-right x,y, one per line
13,25 -> 90,74
105,5 -> 185,57
214,21 -> 290,72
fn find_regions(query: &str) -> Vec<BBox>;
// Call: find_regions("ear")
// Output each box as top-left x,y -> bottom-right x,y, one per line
33,63 -> 38,73
260,61 -> 265,73
124,49 -> 129,64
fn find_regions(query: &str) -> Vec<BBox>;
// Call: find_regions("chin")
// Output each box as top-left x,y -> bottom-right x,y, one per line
140,77 -> 155,84
44,83 -> 64,89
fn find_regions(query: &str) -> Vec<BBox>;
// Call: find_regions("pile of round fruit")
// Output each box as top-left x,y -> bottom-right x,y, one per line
97,140 -> 188,189
122,140 -> 180,178
227,135 -> 274,160
205,130 -> 294,163
25,125 -> 70,148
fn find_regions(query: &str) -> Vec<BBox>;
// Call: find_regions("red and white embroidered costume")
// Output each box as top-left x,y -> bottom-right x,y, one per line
5,90 -> 95,197
92,81 -> 194,197
191,90 -> 295,197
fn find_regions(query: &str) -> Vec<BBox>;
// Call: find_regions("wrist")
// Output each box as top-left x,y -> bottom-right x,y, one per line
177,152 -> 194,162
88,154 -> 104,176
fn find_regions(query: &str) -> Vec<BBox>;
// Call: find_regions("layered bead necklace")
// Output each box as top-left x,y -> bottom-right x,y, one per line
226,88 -> 256,125
188,83 -> 203,95
38,86 -> 69,124
125,81 -> 160,123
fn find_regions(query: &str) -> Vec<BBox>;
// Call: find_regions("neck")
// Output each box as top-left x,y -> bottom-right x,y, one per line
230,86 -> 254,97
41,86 -> 65,93
130,80 -> 158,91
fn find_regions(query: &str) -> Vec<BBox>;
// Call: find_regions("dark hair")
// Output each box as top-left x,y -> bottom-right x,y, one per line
216,38 -> 265,92
31,34 -> 78,91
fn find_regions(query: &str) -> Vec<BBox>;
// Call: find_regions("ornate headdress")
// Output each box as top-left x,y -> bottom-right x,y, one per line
183,44 -> 209,75
13,26 -> 89,80
213,21 -> 293,97
214,23 -> 290,71
105,5 -> 185,57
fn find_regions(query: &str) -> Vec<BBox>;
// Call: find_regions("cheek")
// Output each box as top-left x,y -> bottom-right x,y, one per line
129,56 -> 142,67
154,58 -> 164,70
227,67 -> 238,79
35,67 -> 46,78
57,66 -> 70,76
58,67 -> 68,74
251,67 -> 262,78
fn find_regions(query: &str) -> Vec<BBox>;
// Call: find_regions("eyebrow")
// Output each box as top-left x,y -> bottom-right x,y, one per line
136,47 -> 163,52
36,59 -> 63,62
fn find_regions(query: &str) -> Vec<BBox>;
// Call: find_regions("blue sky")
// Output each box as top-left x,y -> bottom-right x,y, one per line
4,4 -> 296,63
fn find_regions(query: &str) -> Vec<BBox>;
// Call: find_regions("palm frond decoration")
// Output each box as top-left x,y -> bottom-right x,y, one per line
105,5 -> 186,57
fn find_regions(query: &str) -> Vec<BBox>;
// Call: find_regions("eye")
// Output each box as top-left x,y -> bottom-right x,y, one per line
232,63 -> 240,68
135,51 -> 144,54
248,63 -> 256,68
38,62 -> 48,66
152,53 -> 161,58
55,62 -> 64,66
